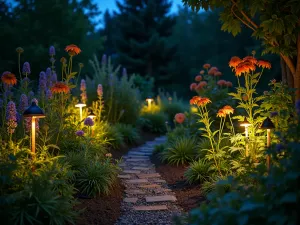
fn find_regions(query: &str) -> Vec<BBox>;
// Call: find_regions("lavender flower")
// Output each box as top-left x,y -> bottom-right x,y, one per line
6,101 -> 17,134
97,84 -> 103,97
80,79 -> 86,91
51,71 -> 57,83
28,91 -> 34,103
296,99 -> 300,115
19,94 -> 28,113
75,130 -> 85,137
46,67 -> 52,88
39,71 -> 47,94
22,62 -> 31,75
32,98 -> 38,104
84,117 -> 94,126
270,111 -> 278,117
21,77 -> 30,90
49,46 -> 55,56
50,58 -> 55,64
46,89 -> 52,99
80,92 -> 87,104
101,54 -> 107,65
122,68 -> 127,77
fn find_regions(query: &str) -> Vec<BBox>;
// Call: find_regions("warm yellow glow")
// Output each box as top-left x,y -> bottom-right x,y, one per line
88,114 -> 96,119
146,98 -> 153,110
75,103 -> 86,108
190,106 -> 198,113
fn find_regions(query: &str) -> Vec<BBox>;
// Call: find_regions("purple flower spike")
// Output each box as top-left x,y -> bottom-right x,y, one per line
122,68 -> 127,77
46,89 -> 52,99
22,62 -> 31,74
84,117 -> 94,126
39,71 -> 47,93
101,54 -> 107,65
80,79 -> 86,91
296,100 -> 300,115
19,94 -> 28,113
97,84 -> 103,97
6,101 -> 17,134
75,130 -> 85,137
49,46 -> 55,56
46,67 -> 51,78
51,72 -> 57,83
270,111 -> 278,117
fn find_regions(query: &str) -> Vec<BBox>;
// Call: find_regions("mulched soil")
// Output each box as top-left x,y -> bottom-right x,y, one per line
151,154 -> 206,212
74,130 -> 159,225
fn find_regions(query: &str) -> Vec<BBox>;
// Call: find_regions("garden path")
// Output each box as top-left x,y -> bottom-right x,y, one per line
115,136 -> 184,225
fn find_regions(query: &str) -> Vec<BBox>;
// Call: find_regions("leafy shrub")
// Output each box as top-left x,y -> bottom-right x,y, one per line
162,102 -> 188,122
184,159 -> 211,184
196,138 -> 211,159
201,174 -> 232,195
76,160 -> 119,197
138,112 -> 167,134
64,151 -> 86,171
160,136 -> 197,165
132,74 -> 154,99
102,122 -> 124,149
113,123 -> 140,144
167,126 -> 190,143
153,143 -> 166,155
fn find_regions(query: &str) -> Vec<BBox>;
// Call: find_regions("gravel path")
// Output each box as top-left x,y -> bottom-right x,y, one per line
115,136 -> 184,225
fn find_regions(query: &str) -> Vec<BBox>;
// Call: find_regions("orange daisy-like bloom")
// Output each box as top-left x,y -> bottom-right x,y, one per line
217,109 -> 226,118
225,81 -> 233,87
1,71 -> 17,86
190,96 -> 201,105
175,113 -> 186,124
214,71 -> 222,76
190,83 -> 197,91
229,56 -> 242,68
243,56 -> 257,65
197,97 -> 211,106
199,70 -> 205,75
257,60 -> 271,69
65,44 -> 81,56
222,105 -> 234,115
235,61 -> 256,76
195,75 -> 202,82
217,79 -> 226,87
242,94 -> 248,101
51,82 -> 70,94
203,63 -> 211,69
208,67 -> 218,75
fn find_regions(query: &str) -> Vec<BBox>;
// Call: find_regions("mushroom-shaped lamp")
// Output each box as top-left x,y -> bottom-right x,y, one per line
260,117 -> 275,171
145,97 -> 154,110
75,101 -> 86,121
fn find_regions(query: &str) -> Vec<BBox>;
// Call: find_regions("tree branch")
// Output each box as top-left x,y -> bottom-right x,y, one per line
231,4 -> 256,31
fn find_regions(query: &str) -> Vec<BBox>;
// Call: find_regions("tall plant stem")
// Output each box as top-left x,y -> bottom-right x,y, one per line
18,53 -> 22,80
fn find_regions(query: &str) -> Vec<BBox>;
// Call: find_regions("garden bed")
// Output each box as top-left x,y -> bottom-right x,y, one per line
75,131 -> 159,225
151,153 -> 206,212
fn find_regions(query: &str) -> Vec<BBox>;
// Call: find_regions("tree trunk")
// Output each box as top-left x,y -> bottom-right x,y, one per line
280,56 -> 287,85
287,61 -> 294,88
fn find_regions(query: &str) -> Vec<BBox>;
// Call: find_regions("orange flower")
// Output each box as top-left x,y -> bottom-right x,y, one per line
235,61 -> 256,76
195,83 -> 203,91
175,113 -> 186,124
243,56 -> 257,65
222,105 -> 234,115
214,71 -> 222,76
257,60 -> 271,69
1,71 -> 17,86
217,79 -> 226,87
197,97 -> 211,106
199,81 -> 207,88
190,83 -> 197,91
199,70 -> 205,74
190,96 -> 201,105
225,81 -> 233,87
208,67 -> 218,75
195,75 -> 202,82
242,94 -> 248,101
229,56 -> 242,68
65,44 -> 81,56
51,82 -> 70,94
270,79 -> 276,83
217,109 -> 226,117
203,63 -> 211,69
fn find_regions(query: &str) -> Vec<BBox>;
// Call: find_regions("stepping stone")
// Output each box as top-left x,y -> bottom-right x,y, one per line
124,197 -> 138,203
139,149 -> 154,153
122,170 -> 141,174
125,189 -> 146,195
133,205 -> 168,211
118,174 -> 131,179
126,158 -> 148,162
138,173 -> 161,179
128,151 -> 152,156
139,184 -> 161,189
126,155 -> 150,159
127,179 -> 148,184
132,167 -> 151,170
145,195 -> 177,203
152,179 -> 167,183
154,189 -> 172,194
119,163 -> 127,167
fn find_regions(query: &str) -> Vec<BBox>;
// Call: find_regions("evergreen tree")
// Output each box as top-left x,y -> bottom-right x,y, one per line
113,0 -> 176,87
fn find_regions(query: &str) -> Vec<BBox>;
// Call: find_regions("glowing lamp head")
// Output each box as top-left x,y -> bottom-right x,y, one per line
260,117 -> 275,130
88,110 -> 96,119
146,97 -> 153,102
240,117 -> 250,127
75,101 -> 86,108
23,102 -> 45,118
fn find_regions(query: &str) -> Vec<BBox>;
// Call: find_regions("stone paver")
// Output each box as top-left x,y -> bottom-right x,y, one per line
118,174 -> 131,179
126,158 -> 149,162
125,189 -> 146,195
137,173 -> 161,179
145,195 -> 177,203
133,205 -> 168,211
131,166 -> 151,170
152,179 -> 167,183
125,155 -> 149,159
139,184 -> 161,189
122,170 -> 141,174
128,151 -> 152,156
124,197 -> 138,203
126,179 -> 148,184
